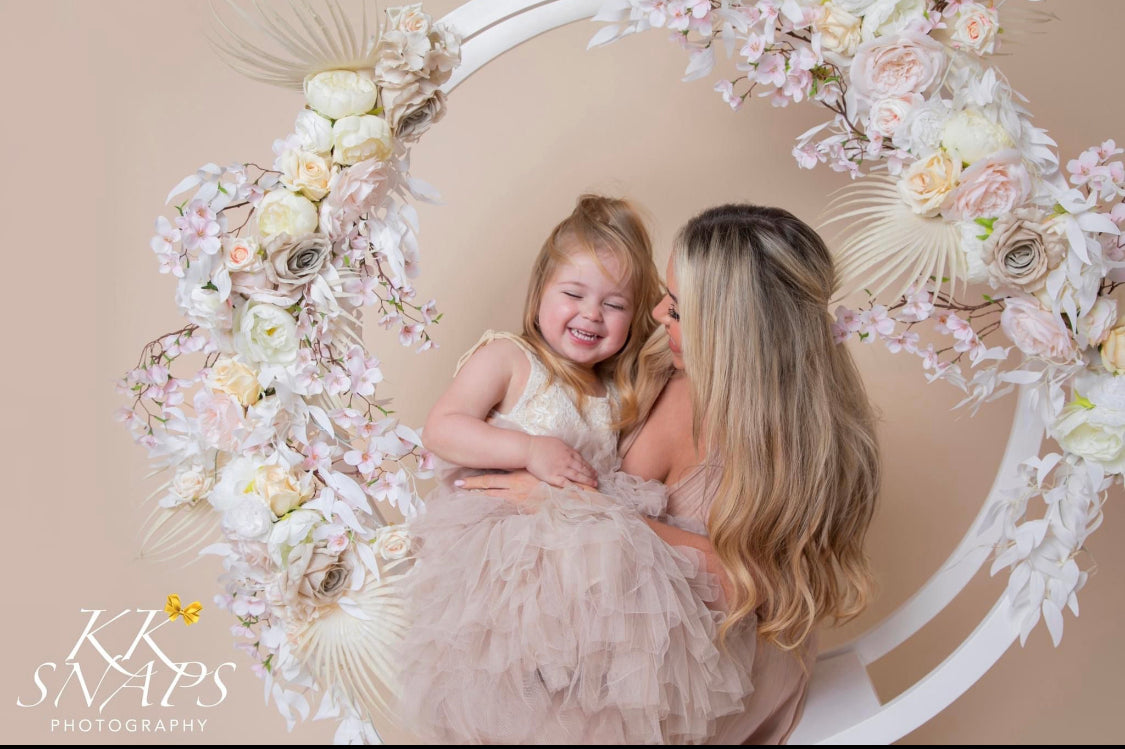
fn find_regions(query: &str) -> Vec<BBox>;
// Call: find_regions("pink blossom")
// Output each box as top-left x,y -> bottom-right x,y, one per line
1097,139 -> 1123,160
740,34 -> 766,62
194,390 -> 244,452
792,142 -> 820,170
302,441 -> 336,473
344,442 -> 379,476
323,367 -> 351,395
858,304 -> 895,339
884,330 -> 921,354
755,52 -> 787,88
342,275 -> 381,306
714,80 -> 743,111
399,323 -> 425,346
899,285 -> 934,322
936,311 -> 977,352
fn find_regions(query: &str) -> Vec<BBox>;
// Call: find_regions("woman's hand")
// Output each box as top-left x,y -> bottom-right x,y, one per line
524,435 -> 598,488
455,470 -> 543,502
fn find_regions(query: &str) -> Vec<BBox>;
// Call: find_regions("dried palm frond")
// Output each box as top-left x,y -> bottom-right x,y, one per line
138,480 -> 223,563
292,561 -> 412,732
208,0 -> 382,90
821,175 -> 965,303
993,0 -> 1060,52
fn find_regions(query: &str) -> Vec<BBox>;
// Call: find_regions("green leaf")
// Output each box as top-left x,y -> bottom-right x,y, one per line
202,281 -> 218,291
1073,392 -> 1095,410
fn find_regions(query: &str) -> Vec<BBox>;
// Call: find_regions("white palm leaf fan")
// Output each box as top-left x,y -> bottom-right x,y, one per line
138,477 -> 222,562
821,174 -> 966,303
208,0 -> 382,89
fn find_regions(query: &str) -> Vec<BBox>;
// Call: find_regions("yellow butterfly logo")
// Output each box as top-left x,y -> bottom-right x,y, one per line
164,593 -> 203,626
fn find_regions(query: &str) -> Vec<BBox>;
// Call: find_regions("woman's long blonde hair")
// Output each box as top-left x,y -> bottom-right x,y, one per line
674,204 -> 880,650
522,195 -> 662,431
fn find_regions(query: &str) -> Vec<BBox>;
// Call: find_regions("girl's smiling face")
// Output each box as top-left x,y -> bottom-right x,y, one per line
652,254 -> 683,370
537,247 -> 634,369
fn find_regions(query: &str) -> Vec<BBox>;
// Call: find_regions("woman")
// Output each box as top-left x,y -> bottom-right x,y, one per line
461,203 -> 881,744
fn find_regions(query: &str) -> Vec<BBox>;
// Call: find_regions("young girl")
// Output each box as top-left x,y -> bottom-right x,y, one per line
395,196 -> 751,745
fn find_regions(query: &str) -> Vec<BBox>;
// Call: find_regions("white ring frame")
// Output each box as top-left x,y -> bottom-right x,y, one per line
435,0 -> 1045,743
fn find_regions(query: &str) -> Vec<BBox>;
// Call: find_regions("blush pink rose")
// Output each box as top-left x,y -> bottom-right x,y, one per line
850,32 -> 946,101
944,150 -> 1032,221
1000,296 -> 1076,364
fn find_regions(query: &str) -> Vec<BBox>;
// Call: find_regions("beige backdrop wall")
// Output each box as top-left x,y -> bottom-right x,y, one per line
3,0 -> 1121,744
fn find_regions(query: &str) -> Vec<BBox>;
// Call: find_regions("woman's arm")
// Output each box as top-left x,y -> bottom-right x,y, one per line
642,517 -> 734,605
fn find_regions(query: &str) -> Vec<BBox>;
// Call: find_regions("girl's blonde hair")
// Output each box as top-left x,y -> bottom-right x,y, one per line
673,204 -> 880,650
522,194 -> 661,431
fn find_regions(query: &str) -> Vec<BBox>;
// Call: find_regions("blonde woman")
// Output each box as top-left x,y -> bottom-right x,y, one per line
461,203 -> 881,744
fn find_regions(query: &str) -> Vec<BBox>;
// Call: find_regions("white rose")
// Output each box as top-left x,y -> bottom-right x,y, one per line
163,463 -> 214,508
234,301 -> 300,365
959,220 -> 990,284
851,32 -> 946,101
1053,403 -> 1125,473
386,3 -> 432,35
294,109 -> 334,154
180,285 -> 231,330
950,2 -> 999,55
207,355 -> 261,406
277,149 -> 333,201
896,97 -> 950,154
832,0 -> 879,13
861,0 -> 926,41
303,70 -> 378,119
332,115 -> 393,166
373,525 -> 412,561
818,3 -> 863,57
898,151 -> 961,217
867,94 -> 921,138
941,109 -> 1014,165
1079,297 -> 1118,349
225,496 -> 274,541
208,456 -> 261,513
223,236 -> 262,272
256,189 -> 319,238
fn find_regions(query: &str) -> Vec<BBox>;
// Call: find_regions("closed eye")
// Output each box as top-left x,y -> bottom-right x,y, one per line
605,302 -> 627,311
562,291 -> 581,299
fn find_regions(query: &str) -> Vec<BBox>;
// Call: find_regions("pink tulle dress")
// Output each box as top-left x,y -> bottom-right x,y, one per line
396,332 -> 752,744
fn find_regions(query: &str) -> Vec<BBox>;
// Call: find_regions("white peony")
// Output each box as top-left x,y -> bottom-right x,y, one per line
180,285 -> 231,331
896,97 -> 950,155
234,301 -> 300,366
850,32 -> 946,101
256,189 -> 319,238
332,115 -> 393,166
1052,376 -> 1125,474
224,496 -> 274,541
832,0 -> 879,13
941,109 -> 1014,165
861,0 -> 926,41
303,70 -> 378,119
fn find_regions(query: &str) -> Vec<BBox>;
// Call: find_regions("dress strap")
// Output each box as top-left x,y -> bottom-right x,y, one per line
454,330 -> 538,376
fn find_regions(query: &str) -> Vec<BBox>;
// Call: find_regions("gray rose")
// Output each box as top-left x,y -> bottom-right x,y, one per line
263,232 -> 332,297
275,543 -> 355,614
385,85 -> 447,143
982,208 -> 1065,291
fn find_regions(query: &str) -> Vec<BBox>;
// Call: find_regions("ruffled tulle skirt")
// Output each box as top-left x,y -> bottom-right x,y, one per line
396,479 -> 752,745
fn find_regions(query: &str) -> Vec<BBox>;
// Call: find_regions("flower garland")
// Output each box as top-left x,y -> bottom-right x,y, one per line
120,3 -> 459,740
593,0 -> 1119,647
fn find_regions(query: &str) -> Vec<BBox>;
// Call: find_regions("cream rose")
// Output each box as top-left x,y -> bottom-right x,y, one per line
386,3 -> 431,35
851,32 -> 946,101
1100,321 -> 1125,374
944,150 -> 1031,221
253,464 -> 313,516
898,151 -> 961,217
234,301 -> 300,365
277,149 -> 333,201
303,70 -> 378,119
256,189 -> 319,238
1000,296 -> 1076,364
982,208 -> 1065,291
941,109 -> 1014,165
208,355 -> 261,406
818,3 -> 863,57
294,109 -> 333,154
163,463 -> 214,508
332,115 -> 393,166
1079,297 -> 1118,349
950,2 -> 999,55
373,525 -> 412,561
223,236 -> 262,272
896,98 -> 950,154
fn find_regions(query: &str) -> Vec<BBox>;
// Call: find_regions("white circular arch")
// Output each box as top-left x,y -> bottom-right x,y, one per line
435,0 -> 1046,743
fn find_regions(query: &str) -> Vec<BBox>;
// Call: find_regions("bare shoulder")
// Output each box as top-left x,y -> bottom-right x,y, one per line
456,337 -> 531,415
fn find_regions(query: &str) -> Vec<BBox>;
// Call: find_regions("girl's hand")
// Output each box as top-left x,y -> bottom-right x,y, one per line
525,435 -> 598,488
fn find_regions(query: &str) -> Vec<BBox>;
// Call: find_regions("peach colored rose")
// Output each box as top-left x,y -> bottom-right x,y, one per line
223,236 -> 262,272
898,151 -> 961,217
944,150 -> 1032,221
1000,296 -> 1075,364
949,2 -> 999,54
1100,320 -> 1125,374
208,355 -> 261,406
850,32 -> 946,101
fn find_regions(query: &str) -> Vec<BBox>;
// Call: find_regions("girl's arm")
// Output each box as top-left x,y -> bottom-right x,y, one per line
423,340 -> 597,486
